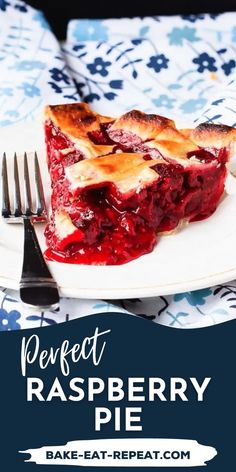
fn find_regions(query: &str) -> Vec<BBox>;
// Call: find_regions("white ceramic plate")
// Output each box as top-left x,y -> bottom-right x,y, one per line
0,119 -> 236,299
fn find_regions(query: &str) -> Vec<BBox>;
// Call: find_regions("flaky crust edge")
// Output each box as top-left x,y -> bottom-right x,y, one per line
45,102 -> 236,152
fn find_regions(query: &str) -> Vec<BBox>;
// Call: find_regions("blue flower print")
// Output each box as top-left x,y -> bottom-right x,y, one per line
168,27 -> 200,46
87,57 -> 111,77
0,119 -> 12,126
33,11 -> 50,30
174,288 -> 212,306
147,54 -> 169,73
0,87 -> 13,96
222,59 -> 236,76
181,14 -> 205,23
211,98 -> 225,106
49,67 -> 71,84
139,25 -> 150,37
180,97 -> 207,113
73,44 -> 86,52
209,13 -> 221,19
26,314 -> 57,326
74,79 -> 85,95
232,27 -> 236,43
12,60 -> 46,71
0,309 -> 21,331
18,82 -> 40,97
152,94 -> 176,109
104,92 -> 116,101
0,0 -> 10,11
48,82 -> 63,93
84,93 -> 100,103
193,53 -> 217,73
109,80 -> 123,90
73,20 -> 108,41
14,2 -> 28,12
131,39 -> 143,46
5,110 -> 19,117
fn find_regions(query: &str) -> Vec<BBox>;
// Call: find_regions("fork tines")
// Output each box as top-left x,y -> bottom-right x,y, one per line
2,153 -> 11,218
1,152 -> 46,222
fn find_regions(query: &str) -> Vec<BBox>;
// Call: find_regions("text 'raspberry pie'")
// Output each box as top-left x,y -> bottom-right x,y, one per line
44,103 -> 236,265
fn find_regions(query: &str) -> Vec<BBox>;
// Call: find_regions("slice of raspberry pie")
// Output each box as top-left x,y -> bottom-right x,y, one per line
44,103 -> 236,265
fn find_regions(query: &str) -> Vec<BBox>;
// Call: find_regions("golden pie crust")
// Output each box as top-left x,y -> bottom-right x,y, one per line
45,102 -> 236,192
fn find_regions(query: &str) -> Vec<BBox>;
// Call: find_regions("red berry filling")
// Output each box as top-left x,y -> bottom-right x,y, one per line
44,119 -> 229,265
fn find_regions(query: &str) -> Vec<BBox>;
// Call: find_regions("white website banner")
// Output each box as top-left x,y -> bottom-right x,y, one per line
20,438 -> 217,467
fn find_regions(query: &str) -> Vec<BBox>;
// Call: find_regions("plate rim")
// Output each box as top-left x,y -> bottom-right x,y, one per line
1,266 -> 236,299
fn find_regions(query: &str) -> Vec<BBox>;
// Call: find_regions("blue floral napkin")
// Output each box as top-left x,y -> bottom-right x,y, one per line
64,13 -> 236,123
0,0 -> 79,127
0,0 -> 236,331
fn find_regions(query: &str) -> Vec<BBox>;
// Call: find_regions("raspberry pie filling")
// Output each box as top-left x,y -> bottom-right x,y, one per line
44,103 -> 235,265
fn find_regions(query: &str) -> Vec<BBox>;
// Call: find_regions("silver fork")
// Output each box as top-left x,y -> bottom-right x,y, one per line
1,152 -> 59,311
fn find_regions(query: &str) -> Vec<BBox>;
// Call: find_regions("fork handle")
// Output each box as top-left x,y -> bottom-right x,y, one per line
19,218 -> 59,310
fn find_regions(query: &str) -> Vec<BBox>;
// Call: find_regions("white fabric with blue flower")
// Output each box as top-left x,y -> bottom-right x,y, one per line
0,0 -> 236,330
64,13 -> 236,123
